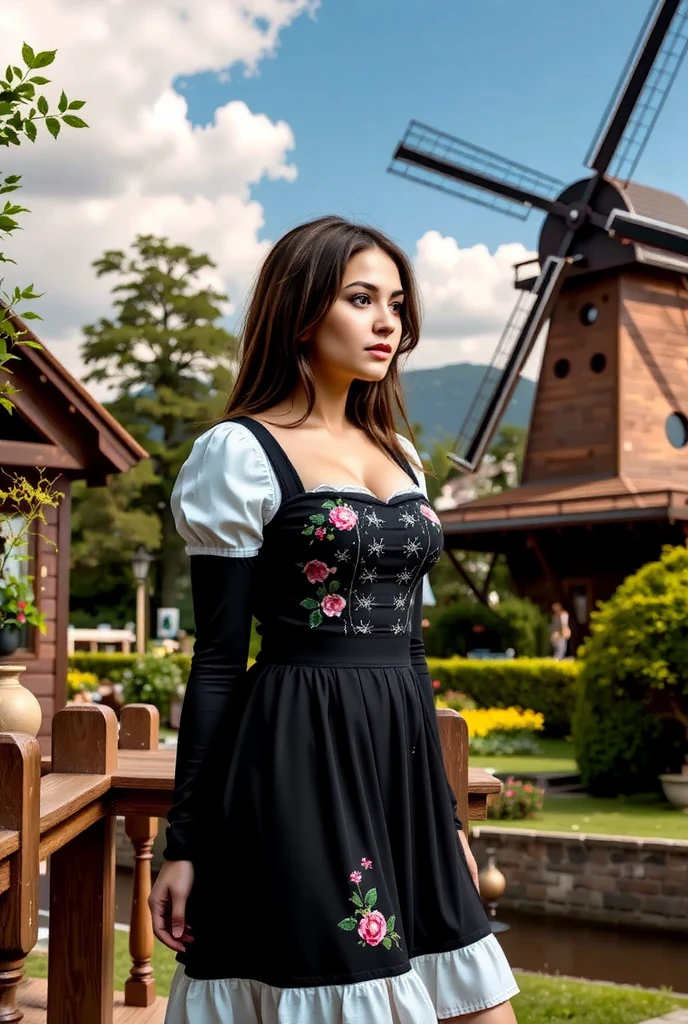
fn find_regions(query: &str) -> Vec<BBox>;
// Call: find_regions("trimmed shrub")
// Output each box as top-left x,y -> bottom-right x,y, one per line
427,657 -> 579,738
69,651 -> 192,685
574,545 -> 688,795
424,596 -> 549,659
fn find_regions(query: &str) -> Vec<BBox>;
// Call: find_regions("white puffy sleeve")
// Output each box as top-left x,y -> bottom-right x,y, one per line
171,421 -> 280,557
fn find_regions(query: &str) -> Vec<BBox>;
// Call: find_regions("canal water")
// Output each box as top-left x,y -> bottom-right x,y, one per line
495,909 -> 688,993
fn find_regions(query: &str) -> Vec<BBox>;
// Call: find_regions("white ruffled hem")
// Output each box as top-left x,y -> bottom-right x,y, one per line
164,932 -> 519,1023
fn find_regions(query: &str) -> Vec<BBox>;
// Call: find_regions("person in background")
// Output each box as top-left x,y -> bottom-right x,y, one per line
550,601 -> 571,659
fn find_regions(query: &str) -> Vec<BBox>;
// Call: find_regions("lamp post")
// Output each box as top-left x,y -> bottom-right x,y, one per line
131,547 -> 154,656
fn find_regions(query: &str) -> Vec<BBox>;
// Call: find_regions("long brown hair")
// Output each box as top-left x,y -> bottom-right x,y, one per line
223,215 -> 425,477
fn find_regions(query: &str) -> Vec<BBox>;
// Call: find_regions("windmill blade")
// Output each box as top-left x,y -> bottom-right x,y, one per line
586,0 -> 688,182
448,256 -> 569,475
606,207 -> 688,259
389,120 -> 566,221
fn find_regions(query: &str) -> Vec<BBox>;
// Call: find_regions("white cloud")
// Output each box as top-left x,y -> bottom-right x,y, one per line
406,230 -> 545,380
2,0 -> 316,398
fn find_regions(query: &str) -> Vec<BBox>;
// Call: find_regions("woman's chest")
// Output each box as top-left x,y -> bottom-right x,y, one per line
257,492 -> 443,632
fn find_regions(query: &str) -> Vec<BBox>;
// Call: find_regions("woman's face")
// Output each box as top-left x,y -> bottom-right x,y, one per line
306,247 -> 405,383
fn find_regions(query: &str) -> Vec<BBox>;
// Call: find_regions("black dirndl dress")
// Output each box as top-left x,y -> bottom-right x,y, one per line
164,417 -> 518,1023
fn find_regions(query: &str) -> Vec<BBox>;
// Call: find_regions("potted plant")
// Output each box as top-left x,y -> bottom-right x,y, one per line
0,470 -> 64,655
0,574 -> 46,655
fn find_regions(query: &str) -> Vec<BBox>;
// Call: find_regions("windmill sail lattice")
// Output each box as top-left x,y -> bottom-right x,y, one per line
587,0 -> 688,182
389,121 -> 565,221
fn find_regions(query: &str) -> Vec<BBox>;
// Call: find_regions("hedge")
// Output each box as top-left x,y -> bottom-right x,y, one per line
426,657 -> 580,738
69,651 -> 192,682
70,650 -> 578,738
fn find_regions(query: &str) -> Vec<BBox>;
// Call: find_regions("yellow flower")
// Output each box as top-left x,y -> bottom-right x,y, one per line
459,706 -> 544,738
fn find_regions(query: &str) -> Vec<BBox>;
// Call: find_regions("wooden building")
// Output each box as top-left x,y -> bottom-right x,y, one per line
0,312 -> 147,753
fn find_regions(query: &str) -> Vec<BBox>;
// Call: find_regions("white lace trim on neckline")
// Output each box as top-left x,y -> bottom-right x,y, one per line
164,932 -> 519,1023
308,483 -> 423,503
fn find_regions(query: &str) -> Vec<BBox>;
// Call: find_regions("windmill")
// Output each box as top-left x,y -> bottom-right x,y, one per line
390,0 -> 688,641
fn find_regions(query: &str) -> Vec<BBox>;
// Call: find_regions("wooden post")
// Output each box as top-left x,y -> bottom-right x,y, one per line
47,705 -> 118,1024
0,733 -> 41,1024
436,709 -> 470,831
119,705 -> 159,1008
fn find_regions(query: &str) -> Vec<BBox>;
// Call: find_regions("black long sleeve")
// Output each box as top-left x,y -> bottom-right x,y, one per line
410,589 -> 464,831
163,554 -> 258,861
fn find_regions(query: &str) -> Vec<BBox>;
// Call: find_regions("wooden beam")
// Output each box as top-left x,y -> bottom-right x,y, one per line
445,548 -> 490,607
480,551 -> 499,600
526,532 -> 558,599
0,440 -> 83,470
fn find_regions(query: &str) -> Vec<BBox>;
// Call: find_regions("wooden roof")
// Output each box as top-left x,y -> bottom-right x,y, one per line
1,308 -> 148,482
440,474 -> 688,536
616,179 -> 688,276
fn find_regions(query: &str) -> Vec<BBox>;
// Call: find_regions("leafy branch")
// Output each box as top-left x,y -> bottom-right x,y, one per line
0,44 -> 88,412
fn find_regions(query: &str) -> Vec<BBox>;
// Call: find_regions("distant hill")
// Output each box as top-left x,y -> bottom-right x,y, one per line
401,363 -> 536,449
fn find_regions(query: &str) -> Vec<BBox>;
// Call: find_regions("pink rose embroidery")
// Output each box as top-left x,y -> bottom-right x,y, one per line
304,560 -> 336,584
337,861 -> 403,951
315,527 -> 327,540
420,504 -> 441,526
358,911 -> 387,947
329,505 -> 358,530
322,594 -> 346,618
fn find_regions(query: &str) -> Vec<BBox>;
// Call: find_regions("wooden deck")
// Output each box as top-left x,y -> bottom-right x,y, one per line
17,979 -> 168,1023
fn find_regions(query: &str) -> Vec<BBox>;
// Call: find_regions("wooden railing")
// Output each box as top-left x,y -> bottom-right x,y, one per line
0,703 -> 501,1024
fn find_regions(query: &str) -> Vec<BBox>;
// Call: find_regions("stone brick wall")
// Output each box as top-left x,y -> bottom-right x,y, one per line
471,826 -> 688,932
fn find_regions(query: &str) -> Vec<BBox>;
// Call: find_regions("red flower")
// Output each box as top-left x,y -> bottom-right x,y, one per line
432,680 -> 441,690
17,601 -> 26,610
17,612 -> 26,623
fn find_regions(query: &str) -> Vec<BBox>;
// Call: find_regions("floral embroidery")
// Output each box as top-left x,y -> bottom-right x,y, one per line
299,560 -> 346,627
302,499 -> 358,545
338,858 -> 402,950
420,503 -> 441,528
303,560 -> 336,585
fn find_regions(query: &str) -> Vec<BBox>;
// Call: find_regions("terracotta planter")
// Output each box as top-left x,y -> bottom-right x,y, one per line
0,624 -> 21,657
0,663 -> 42,736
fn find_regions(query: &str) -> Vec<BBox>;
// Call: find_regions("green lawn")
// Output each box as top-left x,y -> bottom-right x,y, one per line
491,792 -> 688,839
470,738 -> 577,775
25,934 -> 688,1023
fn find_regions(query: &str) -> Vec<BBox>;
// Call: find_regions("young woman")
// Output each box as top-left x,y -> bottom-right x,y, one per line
151,215 -> 519,1023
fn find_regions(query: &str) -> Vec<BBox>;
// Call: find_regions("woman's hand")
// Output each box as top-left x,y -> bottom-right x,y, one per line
149,859 -> 195,953
458,829 -> 480,892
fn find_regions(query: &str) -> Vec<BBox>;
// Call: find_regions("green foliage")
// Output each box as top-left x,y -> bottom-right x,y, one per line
574,545 -> 688,795
470,730 -> 542,757
0,573 -> 45,632
73,235 -> 238,613
0,45 -> 87,411
487,777 -> 544,820
108,654 -> 184,726
427,657 -> 579,738
424,596 -> 549,659
68,650 -> 191,684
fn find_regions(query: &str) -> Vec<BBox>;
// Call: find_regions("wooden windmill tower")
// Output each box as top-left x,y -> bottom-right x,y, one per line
390,0 -> 688,645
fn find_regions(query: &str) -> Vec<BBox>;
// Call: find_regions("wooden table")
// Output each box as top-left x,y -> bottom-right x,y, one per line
42,749 -> 501,823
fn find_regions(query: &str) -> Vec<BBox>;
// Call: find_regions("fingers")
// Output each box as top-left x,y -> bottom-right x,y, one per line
149,884 -> 194,954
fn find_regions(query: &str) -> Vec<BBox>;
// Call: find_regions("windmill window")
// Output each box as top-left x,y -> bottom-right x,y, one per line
590,353 -> 606,373
580,303 -> 599,326
666,412 -> 688,449
554,358 -> 570,379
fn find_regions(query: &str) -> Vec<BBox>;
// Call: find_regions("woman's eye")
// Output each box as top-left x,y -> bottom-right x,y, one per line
351,293 -> 372,306
391,301 -> 404,315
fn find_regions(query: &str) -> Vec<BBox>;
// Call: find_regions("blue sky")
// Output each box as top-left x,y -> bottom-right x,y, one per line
178,0 -> 688,265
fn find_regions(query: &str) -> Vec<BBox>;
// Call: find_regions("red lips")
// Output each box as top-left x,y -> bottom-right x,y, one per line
366,343 -> 392,353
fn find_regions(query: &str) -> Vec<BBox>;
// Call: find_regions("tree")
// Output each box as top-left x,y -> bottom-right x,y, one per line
74,235 -> 237,610
1,44 -> 87,409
